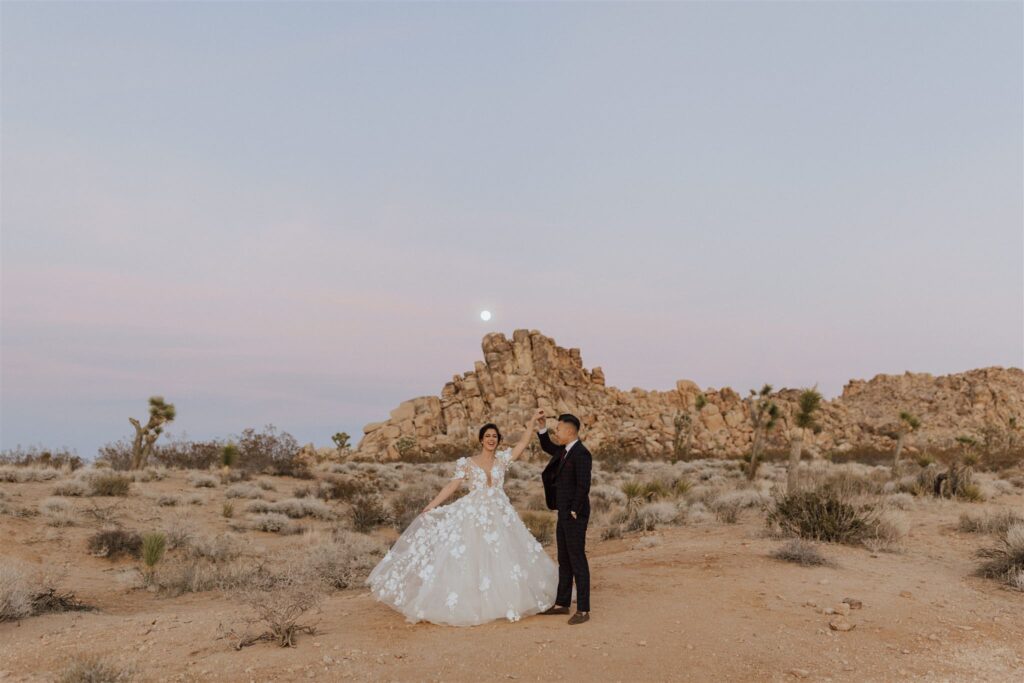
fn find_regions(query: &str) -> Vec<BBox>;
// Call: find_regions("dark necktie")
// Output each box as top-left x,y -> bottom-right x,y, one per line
559,446 -> 569,464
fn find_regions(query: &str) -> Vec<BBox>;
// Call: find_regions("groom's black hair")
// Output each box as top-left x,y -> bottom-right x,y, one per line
557,414 -> 581,431
478,423 -> 502,444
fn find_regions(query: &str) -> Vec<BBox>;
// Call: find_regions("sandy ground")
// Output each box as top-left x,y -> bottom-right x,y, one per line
1,473 -> 1022,682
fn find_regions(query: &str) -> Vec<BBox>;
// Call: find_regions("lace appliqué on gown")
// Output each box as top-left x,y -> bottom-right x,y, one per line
367,448 -> 557,626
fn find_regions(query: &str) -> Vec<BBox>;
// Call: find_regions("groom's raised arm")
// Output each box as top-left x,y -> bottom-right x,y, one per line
537,428 -> 562,457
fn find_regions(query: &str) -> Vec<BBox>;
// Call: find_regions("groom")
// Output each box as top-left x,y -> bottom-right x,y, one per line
535,409 -> 592,625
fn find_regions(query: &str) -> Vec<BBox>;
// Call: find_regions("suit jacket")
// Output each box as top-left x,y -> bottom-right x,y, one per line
539,430 -> 592,517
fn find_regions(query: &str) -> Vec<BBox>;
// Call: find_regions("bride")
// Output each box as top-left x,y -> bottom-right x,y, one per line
367,412 -> 557,626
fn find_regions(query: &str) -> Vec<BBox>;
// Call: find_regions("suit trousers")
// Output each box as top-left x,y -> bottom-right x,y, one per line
555,512 -> 590,612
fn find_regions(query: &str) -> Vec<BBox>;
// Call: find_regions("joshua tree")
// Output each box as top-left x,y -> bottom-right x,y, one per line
672,393 -> 706,460
891,411 -> 921,473
787,387 -> 823,492
128,396 -> 176,470
745,384 -> 779,480
331,432 -> 351,452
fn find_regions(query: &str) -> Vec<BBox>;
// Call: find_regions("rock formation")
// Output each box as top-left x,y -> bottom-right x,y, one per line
355,330 -> 1024,461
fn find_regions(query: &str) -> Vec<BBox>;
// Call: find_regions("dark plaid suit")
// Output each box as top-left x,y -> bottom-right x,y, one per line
539,430 -> 592,612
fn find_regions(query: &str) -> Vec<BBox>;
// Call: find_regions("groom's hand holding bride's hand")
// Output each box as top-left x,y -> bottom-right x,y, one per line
533,409 -> 546,431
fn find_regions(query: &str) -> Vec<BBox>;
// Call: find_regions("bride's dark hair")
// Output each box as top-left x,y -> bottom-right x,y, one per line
478,423 -> 502,444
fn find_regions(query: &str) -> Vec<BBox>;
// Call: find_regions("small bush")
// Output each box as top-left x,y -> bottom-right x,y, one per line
959,509 -> 1024,535
222,501 -> 235,518
863,509 -> 909,553
975,523 -> 1024,590
249,513 -> 302,535
770,539 -> 832,566
388,484 -> 436,531
40,497 -> 76,527
156,495 -> 179,507
89,473 -> 131,497
56,653 -> 134,683
350,495 -> 389,532
226,565 -> 323,648
628,502 -> 678,532
766,489 -> 877,545
188,473 -> 219,488
0,466 -> 60,483
304,531 -> 386,589
87,529 -> 143,559
256,479 -> 276,491
142,533 -> 167,575
0,563 -> 32,622
225,483 -> 264,499
521,511 -> 556,545
53,479 -> 90,497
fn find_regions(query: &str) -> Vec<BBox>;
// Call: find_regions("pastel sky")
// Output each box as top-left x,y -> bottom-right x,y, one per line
2,1 -> 1021,457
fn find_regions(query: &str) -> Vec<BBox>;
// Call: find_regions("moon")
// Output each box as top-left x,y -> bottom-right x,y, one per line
480,310 -> 492,321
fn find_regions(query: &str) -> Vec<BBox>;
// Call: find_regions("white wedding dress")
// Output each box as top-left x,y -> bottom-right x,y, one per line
367,448 -> 557,626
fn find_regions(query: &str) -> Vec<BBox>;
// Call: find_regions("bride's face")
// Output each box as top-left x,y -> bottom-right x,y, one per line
481,429 -> 499,451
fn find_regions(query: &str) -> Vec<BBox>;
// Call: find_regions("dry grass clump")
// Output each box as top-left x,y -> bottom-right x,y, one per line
766,489 -> 878,545
55,653 -> 135,683
127,467 -> 167,482
256,479 -> 277,491
303,530 -> 387,589
975,523 -> 1024,591
87,528 -> 143,559
39,497 -> 76,527
959,508 -> 1024,535
628,501 -> 679,532
0,562 -> 32,622
188,472 -> 219,488
246,497 -> 334,520
521,511 -> 556,544
225,483 -> 264,499
863,509 -> 909,553
88,473 -> 131,497
0,466 -> 60,483
590,484 -> 627,512
247,512 -> 303,535
53,478 -> 90,497
156,495 -> 180,507
770,539 -> 834,567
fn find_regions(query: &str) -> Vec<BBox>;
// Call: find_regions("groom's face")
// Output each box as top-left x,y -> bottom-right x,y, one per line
554,421 -> 578,445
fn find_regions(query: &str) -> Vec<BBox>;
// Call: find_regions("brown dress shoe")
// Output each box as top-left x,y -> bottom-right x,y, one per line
541,605 -> 570,615
568,611 -> 590,625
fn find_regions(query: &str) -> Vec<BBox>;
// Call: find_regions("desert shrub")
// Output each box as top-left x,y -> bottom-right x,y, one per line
156,495 -> 179,507
628,502 -> 678,532
0,562 -> 32,622
0,466 -> 60,483
245,498 -> 333,520
156,558 -> 263,596
55,654 -> 134,683
183,532 -> 243,563
863,509 -> 909,553
162,517 -> 195,550
89,473 -> 131,497
87,529 -> 143,559
40,497 -> 76,527
975,523 -> 1024,590
766,489 -> 877,545
256,479 -> 276,491
316,474 -> 376,502
350,495 -> 389,532
620,481 -> 644,508
304,531 -> 386,589
590,484 -> 627,512
882,492 -> 916,510
222,501 -> 235,518
225,563 -> 324,648
601,523 -> 624,540
94,438 -> 135,471
389,484 -> 436,531
225,483 -> 264,499
959,509 -> 1024,535
521,511 -> 556,545
53,478 -> 90,497
188,473 -> 219,488
770,539 -> 832,566
184,493 -> 204,506
249,513 -> 302,535
236,425 -> 303,477
0,445 -> 84,470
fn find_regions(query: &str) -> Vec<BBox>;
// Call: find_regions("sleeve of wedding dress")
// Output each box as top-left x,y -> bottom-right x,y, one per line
497,448 -> 513,467
451,456 -> 468,481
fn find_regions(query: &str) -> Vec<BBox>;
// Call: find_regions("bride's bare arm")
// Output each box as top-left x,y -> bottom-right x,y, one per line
509,409 -> 545,462
422,478 -> 462,513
